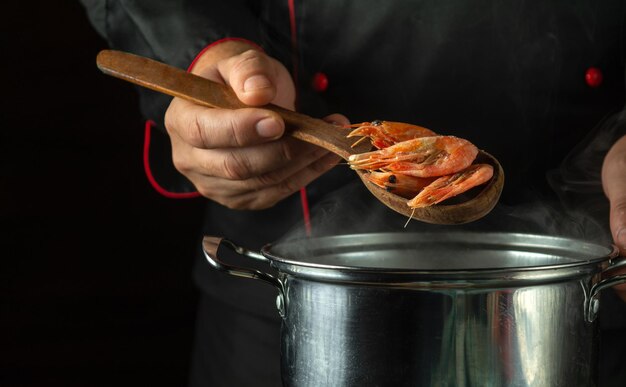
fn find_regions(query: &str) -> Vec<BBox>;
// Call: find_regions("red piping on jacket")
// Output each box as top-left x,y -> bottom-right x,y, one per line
288,0 -> 312,236
288,0 -> 299,96
143,120 -> 201,199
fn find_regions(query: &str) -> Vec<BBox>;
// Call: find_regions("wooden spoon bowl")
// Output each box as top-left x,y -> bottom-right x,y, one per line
96,49 -> 504,225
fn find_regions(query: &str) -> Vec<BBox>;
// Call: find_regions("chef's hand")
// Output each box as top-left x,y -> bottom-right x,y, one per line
602,134 -> 626,301
164,40 -> 343,209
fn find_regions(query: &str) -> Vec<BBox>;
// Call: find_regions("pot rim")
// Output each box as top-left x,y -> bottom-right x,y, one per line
260,232 -> 619,285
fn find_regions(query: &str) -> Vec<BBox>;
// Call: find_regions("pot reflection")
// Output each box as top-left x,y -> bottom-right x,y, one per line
281,281 -> 597,387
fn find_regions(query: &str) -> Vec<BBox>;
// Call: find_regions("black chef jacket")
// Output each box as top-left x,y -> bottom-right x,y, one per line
80,1 -> 626,386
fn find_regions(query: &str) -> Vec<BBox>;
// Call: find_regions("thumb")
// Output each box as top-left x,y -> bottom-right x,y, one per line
220,49 -> 294,107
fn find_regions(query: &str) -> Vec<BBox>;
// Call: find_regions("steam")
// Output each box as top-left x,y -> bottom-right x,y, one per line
546,109 -> 626,244
280,181 -> 609,247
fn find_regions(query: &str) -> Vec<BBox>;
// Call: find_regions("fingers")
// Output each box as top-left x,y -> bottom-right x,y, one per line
218,49 -> 295,108
188,149 -> 340,209
165,100 -> 284,148
166,110 -> 347,210
174,136 -> 334,180
165,103 -> 351,150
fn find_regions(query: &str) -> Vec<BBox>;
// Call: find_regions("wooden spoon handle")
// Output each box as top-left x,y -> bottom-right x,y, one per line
96,49 -> 361,159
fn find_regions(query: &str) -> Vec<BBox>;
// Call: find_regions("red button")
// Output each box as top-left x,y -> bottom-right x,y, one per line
585,67 -> 603,88
312,72 -> 329,92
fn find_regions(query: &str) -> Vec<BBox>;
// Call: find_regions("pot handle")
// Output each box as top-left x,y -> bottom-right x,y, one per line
202,236 -> 286,317
586,255 -> 626,322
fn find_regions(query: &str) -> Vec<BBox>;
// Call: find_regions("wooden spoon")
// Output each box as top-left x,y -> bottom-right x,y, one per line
96,49 -> 504,225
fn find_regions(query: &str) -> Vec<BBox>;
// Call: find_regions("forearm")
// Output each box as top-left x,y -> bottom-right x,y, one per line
602,135 -> 626,247
601,134 -> 626,300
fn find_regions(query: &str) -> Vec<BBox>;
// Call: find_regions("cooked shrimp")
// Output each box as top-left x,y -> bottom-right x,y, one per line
348,136 -> 478,178
347,120 -> 437,149
364,171 -> 436,198
407,164 -> 494,208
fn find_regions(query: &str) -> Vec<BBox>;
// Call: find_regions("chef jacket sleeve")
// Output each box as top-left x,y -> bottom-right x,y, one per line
79,0 -> 263,125
79,0 -> 265,194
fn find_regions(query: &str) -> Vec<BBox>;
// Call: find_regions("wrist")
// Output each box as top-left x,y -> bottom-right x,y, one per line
188,38 -> 263,75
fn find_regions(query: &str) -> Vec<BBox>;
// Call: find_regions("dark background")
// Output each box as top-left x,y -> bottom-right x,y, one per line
2,2 -> 204,386
3,2 -> 626,387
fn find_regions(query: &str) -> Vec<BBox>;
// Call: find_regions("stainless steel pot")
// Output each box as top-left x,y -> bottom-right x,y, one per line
202,232 -> 626,387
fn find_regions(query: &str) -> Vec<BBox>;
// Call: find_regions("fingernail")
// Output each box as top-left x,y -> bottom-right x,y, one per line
256,118 -> 283,138
243,75 -> 271,92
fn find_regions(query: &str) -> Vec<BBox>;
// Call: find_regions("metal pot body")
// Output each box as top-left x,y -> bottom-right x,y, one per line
202,232 -> 626,387
280,275 -> 595,387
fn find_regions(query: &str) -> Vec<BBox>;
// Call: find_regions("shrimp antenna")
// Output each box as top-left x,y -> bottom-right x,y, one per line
350,136 -> 369,148
403,208 -> 416,228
